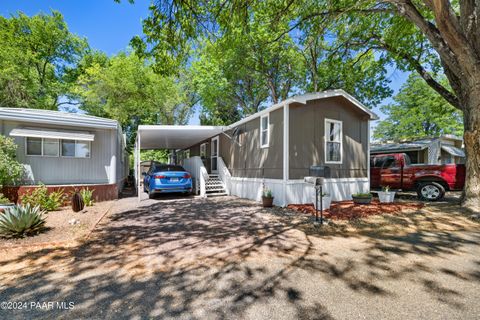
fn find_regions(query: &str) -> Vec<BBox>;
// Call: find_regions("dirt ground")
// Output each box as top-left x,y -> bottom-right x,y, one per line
0,195 -> 478,320
0,201 -> 114,248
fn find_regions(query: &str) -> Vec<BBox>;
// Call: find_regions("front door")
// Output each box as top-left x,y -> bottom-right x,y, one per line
211,136 -> 219,173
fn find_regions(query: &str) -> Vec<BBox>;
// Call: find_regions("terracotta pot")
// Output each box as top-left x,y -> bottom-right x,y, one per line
352,195 -> 372,205
262,196 -> 274,207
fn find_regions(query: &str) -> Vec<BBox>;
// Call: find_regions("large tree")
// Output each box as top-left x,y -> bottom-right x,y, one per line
374,74 -> 463,141
127,0 -> 480,210
0,11 -> 88,109
75,52 -> 194,147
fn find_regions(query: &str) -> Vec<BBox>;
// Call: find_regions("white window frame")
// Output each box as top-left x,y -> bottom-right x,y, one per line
260,113 -> 270,148
324,118 -> 343,164
185,149 -> 190,159
200,143 -> 206,158
25,137 -> 59,158
61,140 -> 91,159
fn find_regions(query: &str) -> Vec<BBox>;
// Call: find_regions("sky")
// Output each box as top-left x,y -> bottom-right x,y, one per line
0,0 -> 409,128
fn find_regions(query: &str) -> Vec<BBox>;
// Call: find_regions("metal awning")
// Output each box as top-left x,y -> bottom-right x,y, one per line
441,145 -> 465,157
9,128 -> 95,141
137,125 -> 225,149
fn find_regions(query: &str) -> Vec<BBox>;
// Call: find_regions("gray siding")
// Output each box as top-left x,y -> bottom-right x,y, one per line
182,108 -> 284,178
224,108 -> 283,178
289,96 -> 369,179
2,120 -> 122,185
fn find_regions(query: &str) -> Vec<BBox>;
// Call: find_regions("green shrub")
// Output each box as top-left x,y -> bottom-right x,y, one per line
0,193 -> 11,205
80,188 -> 94,206
0,204 -> 46,237
21,184 -> 66,211
0,135 -> 24,186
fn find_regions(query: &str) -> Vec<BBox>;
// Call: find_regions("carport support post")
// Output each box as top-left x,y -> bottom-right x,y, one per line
137,134 -> 141,202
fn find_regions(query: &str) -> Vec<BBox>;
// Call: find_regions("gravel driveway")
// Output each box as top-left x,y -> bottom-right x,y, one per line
0,195 -> 479,320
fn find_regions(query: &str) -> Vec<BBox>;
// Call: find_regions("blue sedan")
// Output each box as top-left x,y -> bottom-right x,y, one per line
143,163 -> 193,199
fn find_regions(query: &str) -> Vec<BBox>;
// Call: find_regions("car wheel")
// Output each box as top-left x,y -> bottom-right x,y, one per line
148,189 -> 155,199
416,182 -> 445,201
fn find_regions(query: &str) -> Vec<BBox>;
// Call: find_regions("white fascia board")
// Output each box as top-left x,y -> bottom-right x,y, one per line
0,108 -> 118,129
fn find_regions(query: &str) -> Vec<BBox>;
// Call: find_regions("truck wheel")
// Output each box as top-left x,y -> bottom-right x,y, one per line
416,182 -> 445,201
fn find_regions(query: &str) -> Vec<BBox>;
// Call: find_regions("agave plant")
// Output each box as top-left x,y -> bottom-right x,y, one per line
0,204 -> 46,237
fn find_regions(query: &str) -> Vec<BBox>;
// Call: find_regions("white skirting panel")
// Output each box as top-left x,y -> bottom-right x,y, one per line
229,177 -> 285,206
227,177 -> 369,206
287,178 -> 370,203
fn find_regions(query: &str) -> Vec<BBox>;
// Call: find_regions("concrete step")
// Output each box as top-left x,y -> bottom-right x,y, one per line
206,187 -> 226,192
206,192 -> 228,197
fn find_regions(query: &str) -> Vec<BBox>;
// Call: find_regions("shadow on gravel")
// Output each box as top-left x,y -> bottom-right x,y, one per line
0,196 -> 479,319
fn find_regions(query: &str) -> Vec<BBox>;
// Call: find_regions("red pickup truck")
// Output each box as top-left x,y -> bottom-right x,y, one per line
370,153 -> 465,201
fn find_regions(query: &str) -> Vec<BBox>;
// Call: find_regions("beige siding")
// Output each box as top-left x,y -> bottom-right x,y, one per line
289,96 -> 369,179
2,120 -> 117,185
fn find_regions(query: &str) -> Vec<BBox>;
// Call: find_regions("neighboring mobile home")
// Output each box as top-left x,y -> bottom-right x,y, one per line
136,90 -> 378,206
0,108 -> 128,202
371,135 -> 465,165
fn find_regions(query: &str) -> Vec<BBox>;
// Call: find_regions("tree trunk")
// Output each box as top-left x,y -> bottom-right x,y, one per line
461,88 -> 480,211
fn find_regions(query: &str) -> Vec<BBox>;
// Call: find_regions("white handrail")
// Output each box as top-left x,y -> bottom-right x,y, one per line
217,157 -> 231,195
183,156 -> 208,197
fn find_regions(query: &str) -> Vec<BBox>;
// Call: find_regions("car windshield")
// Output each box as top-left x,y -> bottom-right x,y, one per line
153,164 -> 185,172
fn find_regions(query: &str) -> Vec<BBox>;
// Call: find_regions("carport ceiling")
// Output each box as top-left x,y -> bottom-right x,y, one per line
138,125 -> 225,149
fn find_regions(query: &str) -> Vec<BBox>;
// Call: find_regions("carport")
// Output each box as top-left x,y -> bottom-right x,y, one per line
134,125 -> 224,201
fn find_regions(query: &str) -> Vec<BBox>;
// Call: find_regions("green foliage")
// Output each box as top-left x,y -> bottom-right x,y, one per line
0,204 -> 46,237
0,11 -> 88,109
262,187 -> 273,198
21,184 -> 66,211
141,150 -> 169,163
374,74 -> 463,141
352,193 -> 372,198
74,52 -> 194,147
0,193 -> 11,205
80,188 -> 94,207
0,135 -> 24,186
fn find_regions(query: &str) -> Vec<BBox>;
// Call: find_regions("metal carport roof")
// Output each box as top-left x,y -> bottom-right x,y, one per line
137,125 -> 225,150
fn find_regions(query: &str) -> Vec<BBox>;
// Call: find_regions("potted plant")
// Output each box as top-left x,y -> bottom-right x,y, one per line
378,185 -> 396,203
262,186 -> 274,208
352,192 -> 373,205
313,192 -> 332,210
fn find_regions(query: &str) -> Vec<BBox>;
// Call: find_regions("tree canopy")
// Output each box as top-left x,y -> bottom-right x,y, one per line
0,11 -> 88,109
75,52 -> 194,147
374,74 -> 463,141
134,0 -> 393,125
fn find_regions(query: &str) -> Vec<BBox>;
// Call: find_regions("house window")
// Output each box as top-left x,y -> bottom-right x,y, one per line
185,149 -> 190,159
260,113 -> 269,148
61,140 -> 91,158
200,143 -> 206,158
43,138 -> 59,157
325,119 -> 342,163
26,137 -> 60,157
26,137 -> 42,156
